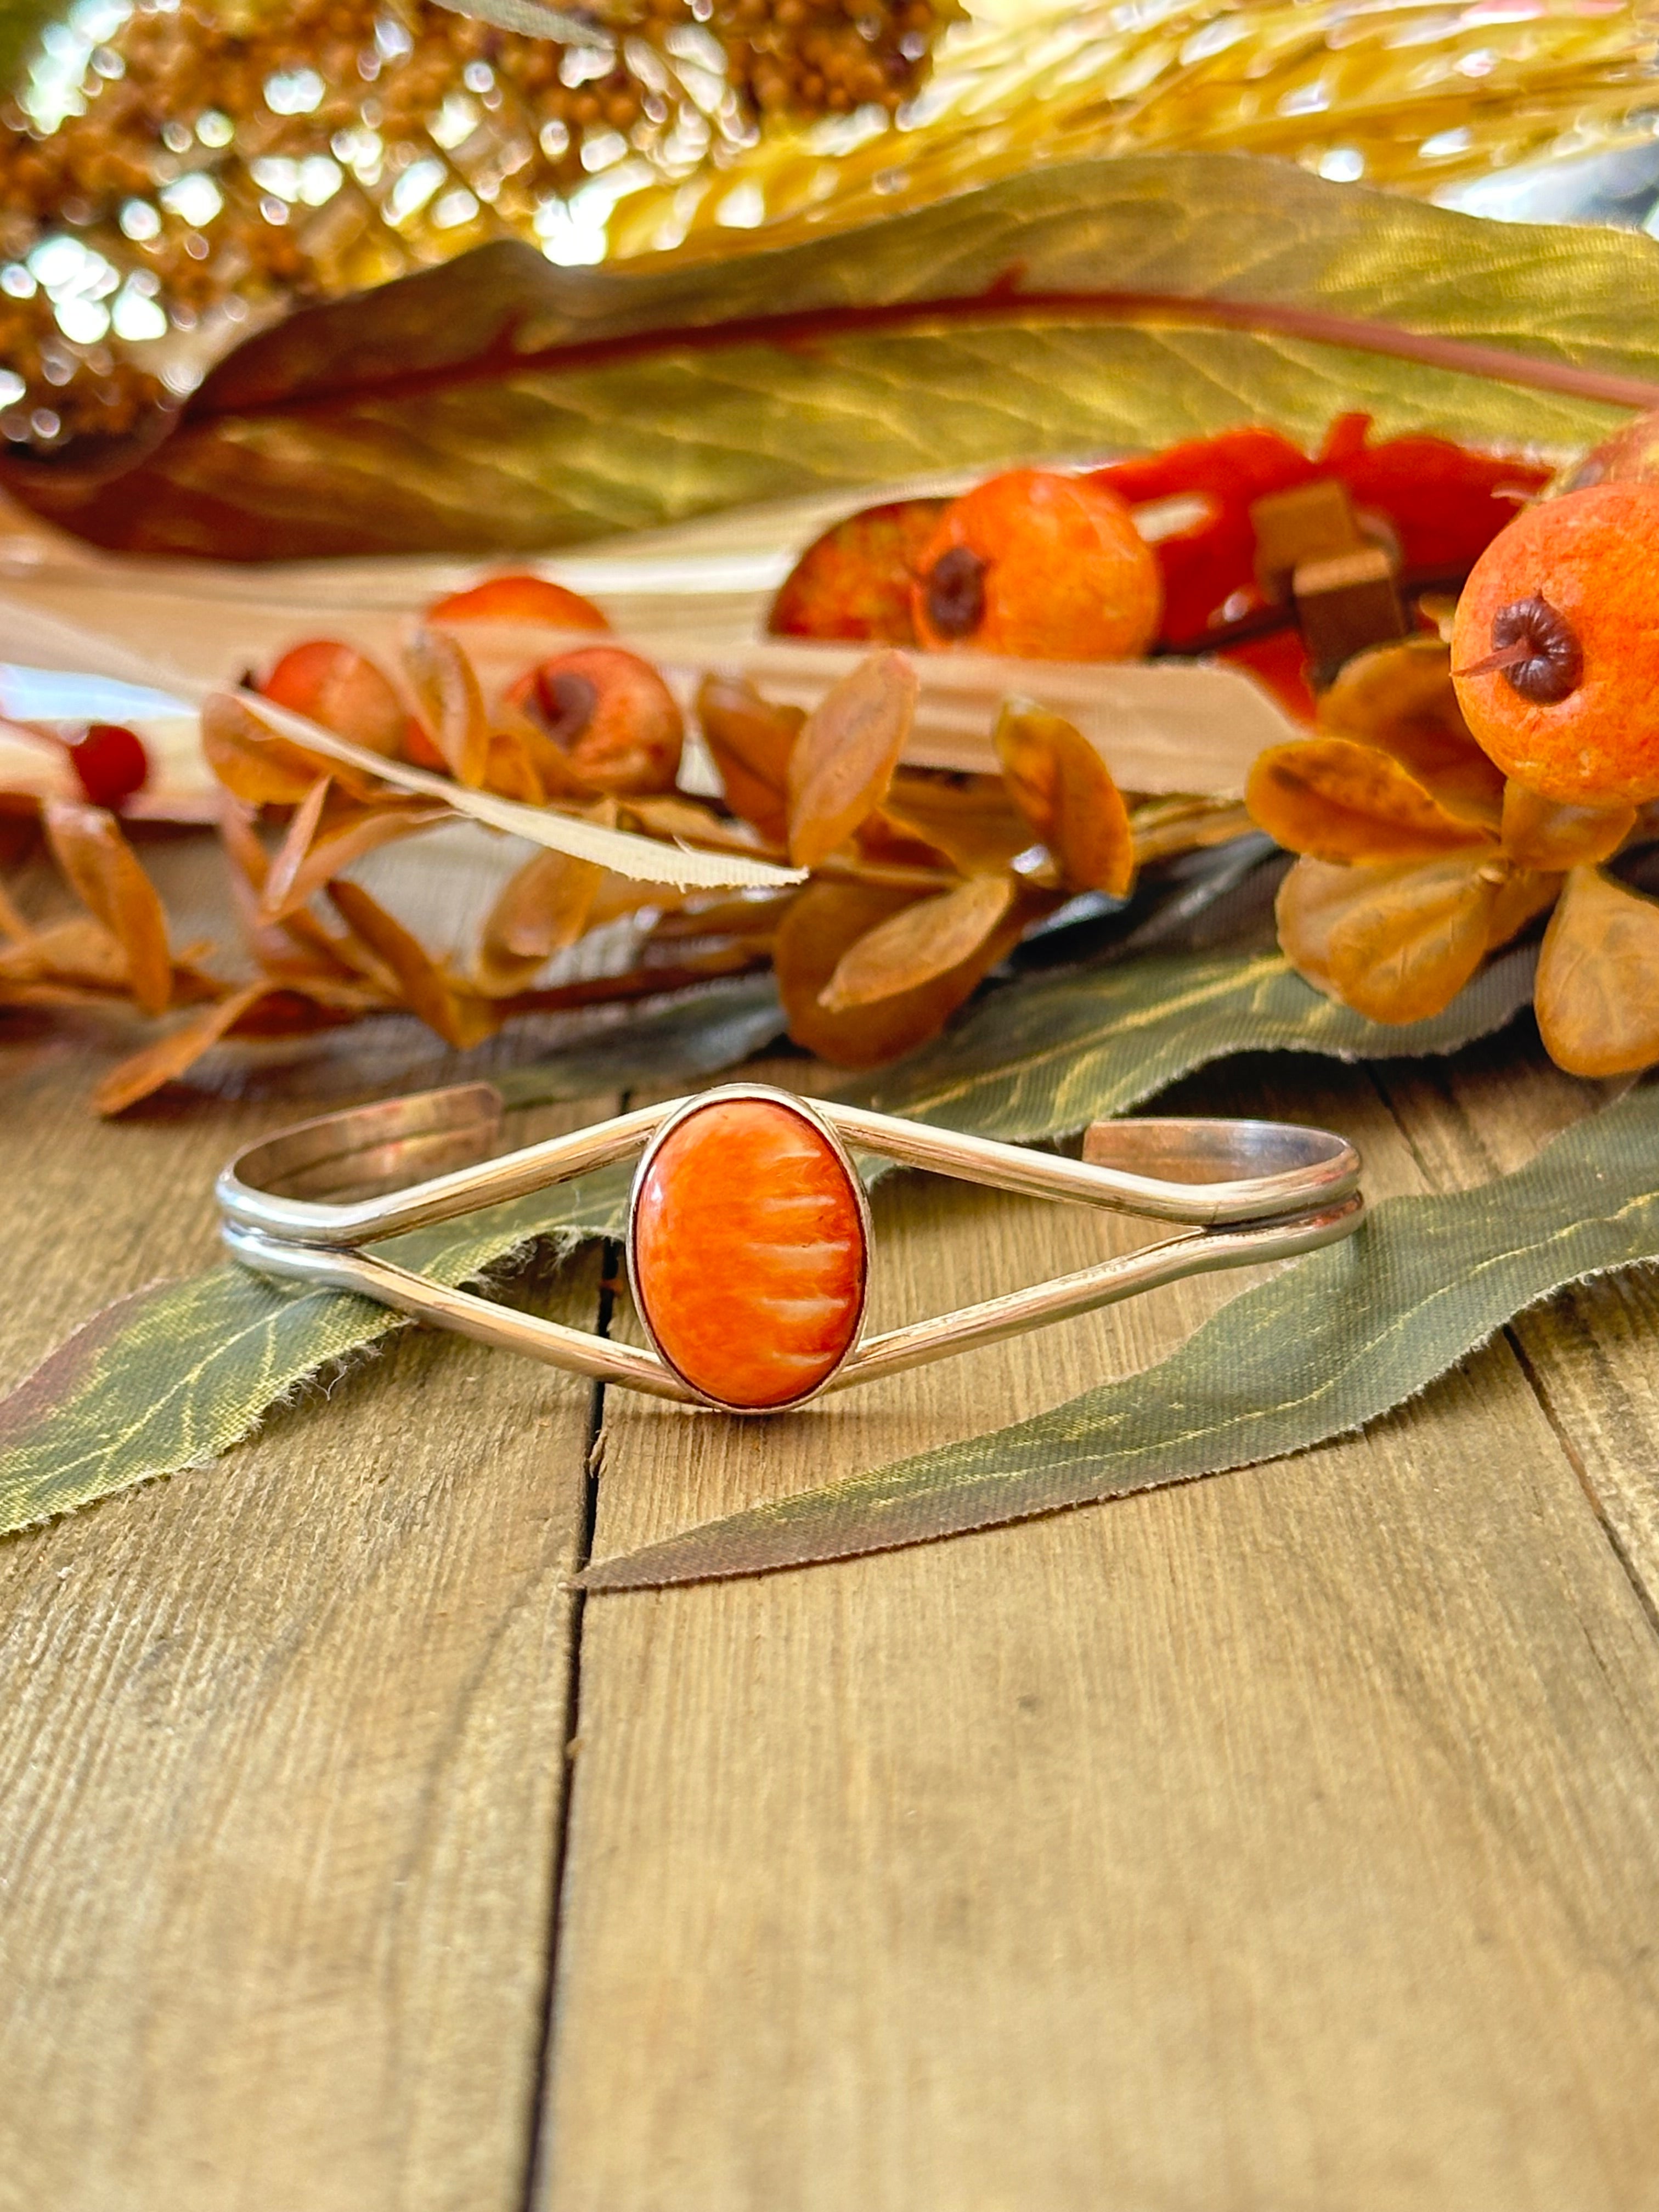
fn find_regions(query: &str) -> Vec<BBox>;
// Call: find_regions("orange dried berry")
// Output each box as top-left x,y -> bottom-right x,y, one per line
911,469 -> 1163,661
768,498 -> 947,643
259,640 -> 411,760
505,645 -> 684,797
1451,482 -> 1659,806
426,573 -> 610,630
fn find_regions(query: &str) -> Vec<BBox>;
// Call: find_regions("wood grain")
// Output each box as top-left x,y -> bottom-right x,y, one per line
539,1056 -> 1659,2212
0,1025 -> 606,2212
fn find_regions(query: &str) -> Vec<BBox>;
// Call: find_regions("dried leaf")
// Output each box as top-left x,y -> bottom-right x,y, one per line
262,795 -> 445,923
42,798 -> 173,1017
0,877 -> 30,941
1128,796 -> 1256,867
1485,864 -> 1562,952
994,699 -> 1134,896
1276,852 -> 1498,1024
476,847 -> 604,995
697,673 -> 801,846
787,650 -> 918,869
1536,866 -> 1659,1077
879,773 -> 1036,878
95,981 -> 274,1116
328,877 -> 499,1050
201,691 -> 338,808
820,874 -> 1017,1012
1247,736 -> 1497,867
261,774 -> 331,916
240,687 -> 803,891
777,876 -> 1020,1066
1317,637 -> 1504,821
0,916 -> 128,992
14,156 -> 1659,561
623,793 -> 774,859
402,627 -> 491,789
1500,783 -> 1635,872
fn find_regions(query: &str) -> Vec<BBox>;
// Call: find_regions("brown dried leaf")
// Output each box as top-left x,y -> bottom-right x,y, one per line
1248,736 -> 1497,867
1276,852 -> 1497,1024
697,673 -> 801,845
201,691 -> 334,806
402,627 -> 490,789
820,873 -> 1017,1012
786,649 -> 917,869
1129,797 -> 1257,867
43,799 -> 172,1016
95,980 -> 272,1116
1536,867 -> 1659,1078
994,699 -> 1135,896
881,772 -> 1030,879
328,877 -> 498,1049
776,877 -> 1020,1068
623,793 -> 775,859
1499,783 -> 1635,872
0,876 -> 29,941
261,794 -> 444,924
482,727 -> 547,805
1318,637 -> 1504,822
0,916 -> 128,991
475,847 -> 604,996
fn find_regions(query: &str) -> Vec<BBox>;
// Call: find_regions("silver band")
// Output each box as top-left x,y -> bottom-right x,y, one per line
218,1082 -> 1363,1413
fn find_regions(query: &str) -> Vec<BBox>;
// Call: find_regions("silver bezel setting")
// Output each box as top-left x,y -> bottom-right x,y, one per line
624,1084 -> 873,1415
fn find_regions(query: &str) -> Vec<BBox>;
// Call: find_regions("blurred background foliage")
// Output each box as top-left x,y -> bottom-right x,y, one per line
1,0 -> 1656,460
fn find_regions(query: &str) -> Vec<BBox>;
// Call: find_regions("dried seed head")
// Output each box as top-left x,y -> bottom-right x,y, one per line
1459,595 -> 1583,705
924,545 -> 988,641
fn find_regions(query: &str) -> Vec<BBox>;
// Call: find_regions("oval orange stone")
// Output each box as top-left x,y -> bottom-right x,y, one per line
631,1096 -> 867,1410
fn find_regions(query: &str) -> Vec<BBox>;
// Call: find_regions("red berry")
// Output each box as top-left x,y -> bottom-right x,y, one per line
68,722 -> 149,809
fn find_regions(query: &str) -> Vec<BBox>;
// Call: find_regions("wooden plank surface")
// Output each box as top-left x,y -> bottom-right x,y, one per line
541,1056 -> 1659,2212
0,1023 -> 608,2212
5,1012 -> 1659,2209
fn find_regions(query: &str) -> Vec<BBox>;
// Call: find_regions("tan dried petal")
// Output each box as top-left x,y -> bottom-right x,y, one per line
786,649 -> 918,869
1318,636 -> 1504,821
1248,736 -> 1498,867
43,798 -> 172,1017
1499,782 -> 1635,872
994,699 -> 1135,896
1277,853 -> 1498,1022
328,878 -> 498,1050
1129,796 -> 1256,867
1536,866 -> 1659,1077
475,848 -> 604,996
819,873 -> 1016,1011
777,876 -> 1019,1068
698,672 -> 801,844
1484,862 -> 1562,951
0,916 -> 128,991
402,627 -> 490,789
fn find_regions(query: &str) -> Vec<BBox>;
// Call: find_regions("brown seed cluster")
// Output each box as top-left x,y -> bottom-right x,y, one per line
0,0 -> 945,457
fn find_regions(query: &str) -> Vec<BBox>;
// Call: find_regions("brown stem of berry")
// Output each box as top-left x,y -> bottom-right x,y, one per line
1456,595 -> 1583,704
924,545 -> 988,640
529,670 -> 598,746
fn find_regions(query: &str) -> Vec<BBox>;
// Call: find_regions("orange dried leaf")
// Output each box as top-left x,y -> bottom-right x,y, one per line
786,650 -> 917,869
481,727 -> 546,805
262,797 -> 444,924
697,673 -> 800,845
1499,783 -> 1635,872
820,872 -> 1016,1011
43,798 -> 173,1016
1485,862 -> 1562,951
1535,866 -> 1659,1077
0,915 -> 128,991
328,877 -> 498,1049
1130,796 -> 1256,867
476,847 -> 604,994
96,980 -> 273,1115
0,876 -> 29,941
1276,851 -> 1497,1024
776,876 -> 1018,1068
402,627 -> 490,789
1248,736 -> 1497,867
201,691 -> 333,806
1318,637 -> 1504,822
994,698 -> 1135,896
